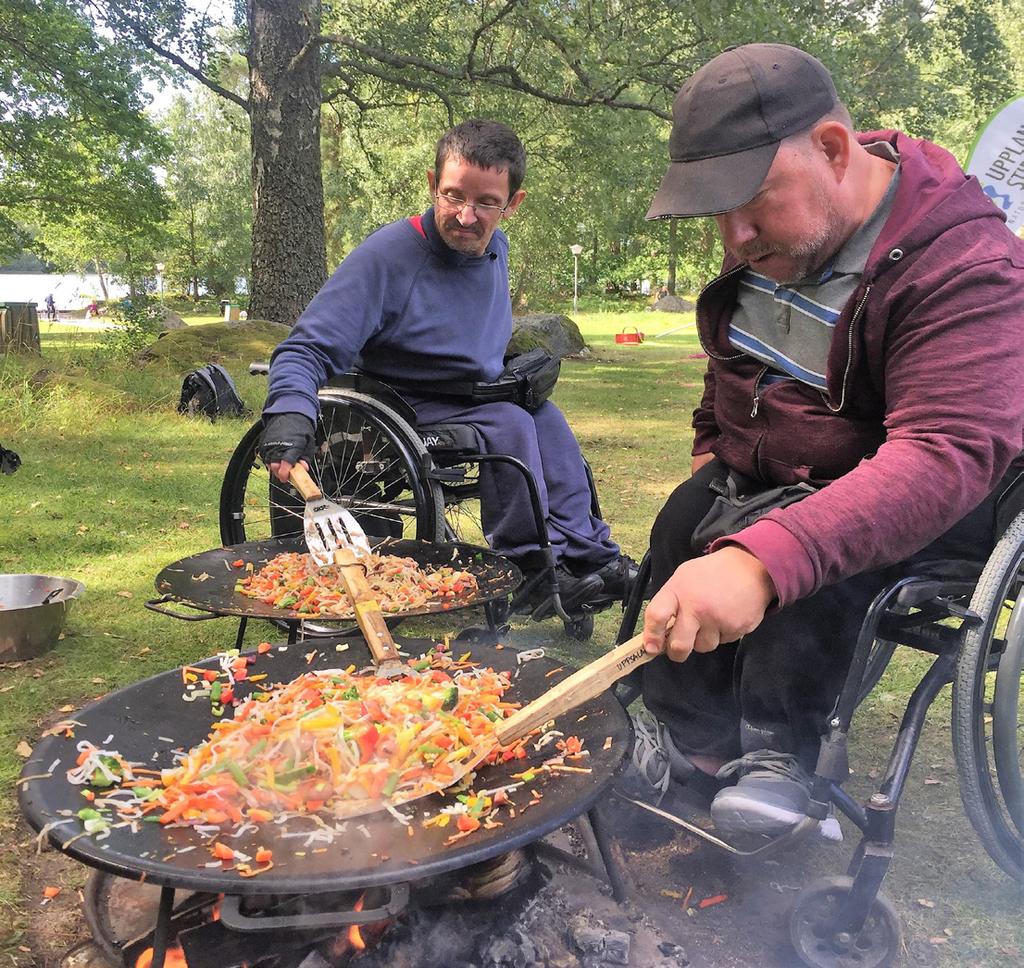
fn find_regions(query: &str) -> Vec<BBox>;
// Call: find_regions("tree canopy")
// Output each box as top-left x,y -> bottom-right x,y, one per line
0,0 -> 165,260
3,0 -> 1023,312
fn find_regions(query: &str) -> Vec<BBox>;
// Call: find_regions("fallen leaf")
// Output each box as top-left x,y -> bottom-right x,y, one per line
116,590 -> 133,598
42,886 -> 61,899
917,899 -> 935,908
0,685 -> 13,693
91,677 -> 105,684
16,740 -> 33,757
177,521 -> 191,530
660,889 -> 684,900
76,525 -> 89,535
929,937 -> 949,945
133,647 -> 152,657
59,704 -> 75,712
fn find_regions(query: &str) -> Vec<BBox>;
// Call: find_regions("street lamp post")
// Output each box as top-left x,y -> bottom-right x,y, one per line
569,243 -> 584,314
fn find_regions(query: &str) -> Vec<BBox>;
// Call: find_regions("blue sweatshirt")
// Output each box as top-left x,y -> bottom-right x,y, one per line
264,208 -> 512,422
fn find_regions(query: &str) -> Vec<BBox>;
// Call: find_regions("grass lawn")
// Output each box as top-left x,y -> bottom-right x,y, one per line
0,309 -> 1021,965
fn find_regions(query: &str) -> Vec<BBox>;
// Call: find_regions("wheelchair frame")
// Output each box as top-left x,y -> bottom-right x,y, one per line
612,512 -> 1024,967
219,370 -> 612,640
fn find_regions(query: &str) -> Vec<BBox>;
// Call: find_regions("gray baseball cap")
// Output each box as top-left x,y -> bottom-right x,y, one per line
647,44 -> 839,219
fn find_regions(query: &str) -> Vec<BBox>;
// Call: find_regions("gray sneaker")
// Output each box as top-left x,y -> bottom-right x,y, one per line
711,750 -> 812,836
615,709 -> 695,804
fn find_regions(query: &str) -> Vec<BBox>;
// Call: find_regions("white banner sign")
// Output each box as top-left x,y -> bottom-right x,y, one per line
966,95 -> 1024,233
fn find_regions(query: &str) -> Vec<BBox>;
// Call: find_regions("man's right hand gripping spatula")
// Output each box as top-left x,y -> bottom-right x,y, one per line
288,464 -> 407,678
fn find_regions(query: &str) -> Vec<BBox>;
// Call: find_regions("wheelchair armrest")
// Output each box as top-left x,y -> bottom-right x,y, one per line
418,423 -> 481,461
894,579 -> 970,609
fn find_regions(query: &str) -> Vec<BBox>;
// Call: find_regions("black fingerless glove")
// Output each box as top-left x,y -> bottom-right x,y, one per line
257,412 -> 315,467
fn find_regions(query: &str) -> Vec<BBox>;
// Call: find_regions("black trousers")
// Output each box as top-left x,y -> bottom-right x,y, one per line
642,458 -> 1022,769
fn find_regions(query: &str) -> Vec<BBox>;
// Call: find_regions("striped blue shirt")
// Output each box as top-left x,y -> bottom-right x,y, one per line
729,143 -> 900,391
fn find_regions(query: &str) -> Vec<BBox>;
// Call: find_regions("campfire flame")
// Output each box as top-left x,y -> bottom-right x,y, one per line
135,946 -> 189,968
134,895 -> 224,968
347,893 -> 366,951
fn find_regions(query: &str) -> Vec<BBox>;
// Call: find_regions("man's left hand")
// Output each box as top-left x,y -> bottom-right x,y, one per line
642,546 -> 776,662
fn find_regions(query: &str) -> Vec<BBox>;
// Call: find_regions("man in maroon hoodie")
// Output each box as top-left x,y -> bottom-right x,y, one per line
628,43 -> 1024,837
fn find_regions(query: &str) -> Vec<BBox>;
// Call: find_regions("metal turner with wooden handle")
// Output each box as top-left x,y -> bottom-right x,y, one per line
288,464 -> 406,678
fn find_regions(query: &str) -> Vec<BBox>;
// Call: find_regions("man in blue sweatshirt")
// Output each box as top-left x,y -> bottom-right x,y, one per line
258,119 -> 635,609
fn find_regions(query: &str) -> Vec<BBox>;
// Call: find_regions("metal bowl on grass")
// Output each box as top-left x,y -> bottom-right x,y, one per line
0,574 -> 84,660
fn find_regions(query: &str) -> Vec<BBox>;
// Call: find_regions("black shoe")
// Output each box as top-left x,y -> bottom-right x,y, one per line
589,554 -> 640,599
555,566 -> 605,611
522,565 -> 604,615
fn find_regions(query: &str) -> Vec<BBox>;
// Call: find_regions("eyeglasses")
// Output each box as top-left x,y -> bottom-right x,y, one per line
435,192 -> 508,217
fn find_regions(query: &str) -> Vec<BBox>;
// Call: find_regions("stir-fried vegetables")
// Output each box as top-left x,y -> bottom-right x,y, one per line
236,551 -> 479,616
43,644 -> 601,877
151,654 -> 515,827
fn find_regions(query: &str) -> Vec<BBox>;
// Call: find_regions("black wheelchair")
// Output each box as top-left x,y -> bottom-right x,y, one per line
219,368 -> 618,639
612,513 -> 1024,967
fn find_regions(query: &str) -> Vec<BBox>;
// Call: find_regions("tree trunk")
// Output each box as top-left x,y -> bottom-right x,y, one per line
124,248 -> 137,299
667,219 -> 678,296
247,0 -> 327,325
188,202 -> 200,300
95,258 -> 109,301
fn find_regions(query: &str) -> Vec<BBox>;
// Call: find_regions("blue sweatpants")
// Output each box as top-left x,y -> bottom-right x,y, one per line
406,396 -> 619,571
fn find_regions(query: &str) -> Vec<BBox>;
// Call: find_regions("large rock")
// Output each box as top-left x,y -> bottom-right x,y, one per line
509,313 -> 587,358
652,294 -> 695,313
157,307 -> 187,330
135,319 -> 290,369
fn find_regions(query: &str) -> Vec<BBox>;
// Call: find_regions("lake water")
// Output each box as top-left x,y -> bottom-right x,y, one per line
0,273 -> 130,311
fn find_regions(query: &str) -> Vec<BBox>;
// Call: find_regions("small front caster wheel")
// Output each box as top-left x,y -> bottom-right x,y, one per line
790,875 -> 902,968
563,612 -> 594,641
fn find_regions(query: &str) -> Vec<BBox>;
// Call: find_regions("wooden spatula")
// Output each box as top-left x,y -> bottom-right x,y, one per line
328,633 -> 659,819
491,635 -> 656,745
288,464 -> 405,678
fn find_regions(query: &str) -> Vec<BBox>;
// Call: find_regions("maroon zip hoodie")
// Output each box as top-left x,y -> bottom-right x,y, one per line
693,130 -> 1024,606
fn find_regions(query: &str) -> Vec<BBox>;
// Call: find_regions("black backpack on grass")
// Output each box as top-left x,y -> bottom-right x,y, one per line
177,363 -> 250,421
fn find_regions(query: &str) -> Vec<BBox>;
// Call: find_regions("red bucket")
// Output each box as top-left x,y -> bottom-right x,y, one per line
614,327 -> 644,345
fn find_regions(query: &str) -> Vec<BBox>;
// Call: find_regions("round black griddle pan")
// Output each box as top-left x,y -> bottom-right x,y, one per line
149,537 -> 520,622
19,636 -> 630,895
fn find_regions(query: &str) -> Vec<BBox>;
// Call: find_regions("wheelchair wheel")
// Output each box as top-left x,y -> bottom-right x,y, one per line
789,876 -> 902,968
952,510 -> 1024,880
220,390 -> 445,547
564,612 -> 594,641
